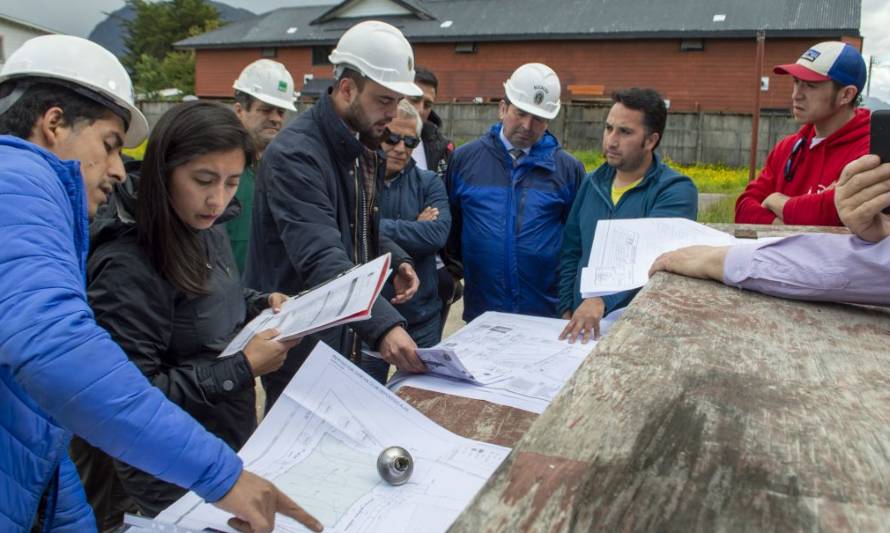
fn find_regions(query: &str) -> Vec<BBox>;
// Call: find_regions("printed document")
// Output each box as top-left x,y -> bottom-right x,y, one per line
221,254 -> 391,356
154,342 -> 510,533
580,218 -> 762,297
389,310 -> 624,413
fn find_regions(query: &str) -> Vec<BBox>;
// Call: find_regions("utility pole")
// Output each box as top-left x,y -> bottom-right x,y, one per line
867,55 -> 877,98
748,31 -> 766,182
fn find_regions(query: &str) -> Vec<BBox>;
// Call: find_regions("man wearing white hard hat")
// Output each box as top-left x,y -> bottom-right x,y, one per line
0,35 -> 322,533
446,63 -> 585,322
245,20 -> 427,407
227,59 -> 297,273
736,41 -> 870,226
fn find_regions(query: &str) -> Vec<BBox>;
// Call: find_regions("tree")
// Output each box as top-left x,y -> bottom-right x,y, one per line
123,0 -> 222,98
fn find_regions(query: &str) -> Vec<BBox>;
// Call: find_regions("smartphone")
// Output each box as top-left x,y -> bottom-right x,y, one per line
870,110 -> 890,214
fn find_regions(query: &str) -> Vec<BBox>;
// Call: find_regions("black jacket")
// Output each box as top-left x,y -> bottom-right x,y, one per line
244,93 -> 410,357
86,168 -> 268,516
421,110 -> 454,176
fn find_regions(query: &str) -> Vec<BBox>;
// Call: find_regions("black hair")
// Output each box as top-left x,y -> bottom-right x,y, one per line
611,88 -> 668,149
0,80 -> 111,139
233,89 -> 258,111
136,100 -> 255,295
831,80 -> 862,108
414,67 -> 438,91
336,67 -> 366,92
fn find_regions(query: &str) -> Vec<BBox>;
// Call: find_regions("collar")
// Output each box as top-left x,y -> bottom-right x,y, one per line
499,127 -> 530,156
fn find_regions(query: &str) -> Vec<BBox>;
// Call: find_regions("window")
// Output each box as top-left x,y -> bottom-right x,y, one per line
261,47 -> 277,58
454,42 -> 478,54
680,39 -> 704,52
312,46 -> 334,66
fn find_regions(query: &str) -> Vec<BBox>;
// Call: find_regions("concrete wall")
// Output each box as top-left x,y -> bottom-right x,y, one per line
138,100 -> 798,167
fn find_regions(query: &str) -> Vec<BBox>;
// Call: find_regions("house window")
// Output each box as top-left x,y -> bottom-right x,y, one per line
312,46 -> 334,65
454,42 -> 478,54
261,47 -> 277,58
680,39 -> 704,52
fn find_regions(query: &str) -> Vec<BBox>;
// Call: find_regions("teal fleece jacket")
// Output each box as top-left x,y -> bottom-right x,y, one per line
559,153 -> 699,315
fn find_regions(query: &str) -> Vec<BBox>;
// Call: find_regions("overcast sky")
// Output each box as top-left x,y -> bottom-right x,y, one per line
2,0 -> 889,101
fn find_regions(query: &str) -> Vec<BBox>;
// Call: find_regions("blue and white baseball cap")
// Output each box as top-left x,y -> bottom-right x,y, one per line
774,41 -> 866,93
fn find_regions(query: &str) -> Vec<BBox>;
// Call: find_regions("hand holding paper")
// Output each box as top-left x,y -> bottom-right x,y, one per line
220,254 -> 392,357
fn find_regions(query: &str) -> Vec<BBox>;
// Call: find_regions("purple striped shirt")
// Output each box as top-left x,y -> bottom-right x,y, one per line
723,233 -> 890,306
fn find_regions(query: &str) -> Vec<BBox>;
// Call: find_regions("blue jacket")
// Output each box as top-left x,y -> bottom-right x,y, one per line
379,162 -> 451,328
0,136 -> 242,532
447,124 -> 584,321
559,154 -> 699,315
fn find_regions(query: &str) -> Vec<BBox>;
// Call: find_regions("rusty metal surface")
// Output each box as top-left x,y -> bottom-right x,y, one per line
397,386 -> 538,448
449,272 -> 890,532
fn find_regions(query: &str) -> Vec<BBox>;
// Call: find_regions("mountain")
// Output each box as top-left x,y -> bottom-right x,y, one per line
864,95 -> 890,111
87,1 -> 255,58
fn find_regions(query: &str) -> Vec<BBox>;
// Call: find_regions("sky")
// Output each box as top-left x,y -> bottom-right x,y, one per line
2,0 -> 889,102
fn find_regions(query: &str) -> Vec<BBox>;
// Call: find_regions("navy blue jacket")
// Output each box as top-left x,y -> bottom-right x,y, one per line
245,94 -> 410,355
447,124 -> 584,321
379,162 -> 451,327
0,136 -> 241,532
559,154 -> 699,315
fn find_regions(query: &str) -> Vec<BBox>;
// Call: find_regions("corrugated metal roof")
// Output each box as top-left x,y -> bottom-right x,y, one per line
177,0 -> 861,49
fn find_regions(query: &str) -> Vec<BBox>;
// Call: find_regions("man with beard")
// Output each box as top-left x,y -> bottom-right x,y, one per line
227,59 -> 297,273
245,20 -> 426,408
558,88 -> 698,342
735,41 -> 869,226
447,63 -> 584,323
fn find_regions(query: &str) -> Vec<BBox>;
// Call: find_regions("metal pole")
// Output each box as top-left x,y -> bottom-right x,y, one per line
867,55 -> 875,98
748,31 -> 766,182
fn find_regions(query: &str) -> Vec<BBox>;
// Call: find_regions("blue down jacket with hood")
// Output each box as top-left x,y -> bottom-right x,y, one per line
0,136 -> 242,532
447,124 -> 584,321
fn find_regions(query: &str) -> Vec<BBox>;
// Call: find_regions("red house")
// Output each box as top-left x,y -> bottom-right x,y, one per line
176,0 -> 862,113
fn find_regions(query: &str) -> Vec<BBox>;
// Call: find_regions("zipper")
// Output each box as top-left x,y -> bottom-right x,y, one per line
514,185 -> 529,235
353,158 -> 360,262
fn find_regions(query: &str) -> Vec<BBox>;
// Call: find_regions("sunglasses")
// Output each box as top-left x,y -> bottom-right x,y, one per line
383,129 -> 420,149
783,137 -> 805,182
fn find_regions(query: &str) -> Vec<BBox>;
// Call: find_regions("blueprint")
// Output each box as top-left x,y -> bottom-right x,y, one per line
154,342 -> 510,533
580,218 -> 754,297
364,346 -> 482,384
389,310 -> 625,413
221,254 -> 391,356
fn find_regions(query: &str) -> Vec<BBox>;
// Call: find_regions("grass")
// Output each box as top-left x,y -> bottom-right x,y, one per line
697,193 -> 741,224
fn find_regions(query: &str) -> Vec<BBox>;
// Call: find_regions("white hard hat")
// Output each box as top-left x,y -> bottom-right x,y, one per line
0,35 -> 148,148
328,20 -> 422,97
233,59 -> 297,112
503,63 -> 562,120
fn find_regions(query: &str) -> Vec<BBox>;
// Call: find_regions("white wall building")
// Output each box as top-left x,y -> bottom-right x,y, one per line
0,14 -> 56,67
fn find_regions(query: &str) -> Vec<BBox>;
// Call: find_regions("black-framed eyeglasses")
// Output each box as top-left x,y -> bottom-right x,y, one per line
783,137 -> 805,182
383,129 -> 420,149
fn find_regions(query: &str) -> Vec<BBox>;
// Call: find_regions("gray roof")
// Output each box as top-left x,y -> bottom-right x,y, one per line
177,0 -> 861,49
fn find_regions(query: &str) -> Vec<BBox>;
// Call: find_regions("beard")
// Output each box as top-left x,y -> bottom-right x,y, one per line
346,97 -> 384,148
